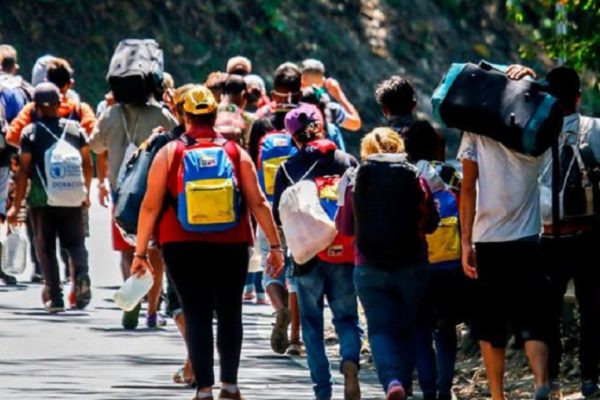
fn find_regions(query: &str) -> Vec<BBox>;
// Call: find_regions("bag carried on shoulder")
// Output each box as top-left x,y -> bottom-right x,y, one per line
354,154 -> 423,268
432,61 -> 563,156
107,39 -> 164,104
214,104 -> 246,144
35,120 -> 86,207
278,162 -> 337,265
175,137 -> 242,233
257,132 -> 296,201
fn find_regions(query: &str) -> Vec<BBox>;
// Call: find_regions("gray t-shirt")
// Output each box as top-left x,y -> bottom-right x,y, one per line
89,102 -> 177,188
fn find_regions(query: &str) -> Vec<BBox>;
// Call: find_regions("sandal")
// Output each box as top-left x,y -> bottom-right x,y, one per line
173,366 -> 196,387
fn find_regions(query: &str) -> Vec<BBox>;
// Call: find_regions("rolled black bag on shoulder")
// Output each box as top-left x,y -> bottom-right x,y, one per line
432,61 -> 564,156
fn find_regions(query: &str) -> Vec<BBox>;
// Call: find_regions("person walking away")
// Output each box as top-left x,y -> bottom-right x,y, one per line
537,66 -> 600,399
337,127 -> 439,400
458,65 -> 553,400
90,77 -> 177,329
248,62 -> 304,355
243,74 -> 270,113
226,56 -> 252,77
301,86 -> 347,151
215,75 -> 256,148
131,85 -> 284,400
7,83 -> 92,312
273,104 -> 362,400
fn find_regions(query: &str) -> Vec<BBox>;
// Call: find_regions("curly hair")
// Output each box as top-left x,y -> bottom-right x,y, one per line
360,127 -> 405,160
375,76 -> 416,117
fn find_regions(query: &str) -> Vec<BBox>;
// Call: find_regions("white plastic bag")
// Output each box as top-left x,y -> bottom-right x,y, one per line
279,180 -> 337,265
113,270 -> 154,312
1,226 -> 28,276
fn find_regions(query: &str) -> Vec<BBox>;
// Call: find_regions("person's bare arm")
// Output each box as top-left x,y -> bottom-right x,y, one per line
80,145 -> 93,208
130,145 -> 170,277
238,149 -> 285,277
7,153 -> 32,224
460,159 -> 479,279
96,151 -> 110,207
325,78 -> 362,131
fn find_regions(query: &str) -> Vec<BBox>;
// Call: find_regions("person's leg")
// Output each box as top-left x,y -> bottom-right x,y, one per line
434,325 -> 458,399
163,242 -> 216,392
325,263 -> 362,400
243,272 -> 256,299
255,271 -> 266,302
480,341 -> 507,400
413,289 -> 437,400
214,244 -> 248,389
26,210 -> 43,281
296,262 -> 331,400
31,207 -> 63,307
524,340 -> 550,389
289,291 -> 301,343
146,247 -> 164,323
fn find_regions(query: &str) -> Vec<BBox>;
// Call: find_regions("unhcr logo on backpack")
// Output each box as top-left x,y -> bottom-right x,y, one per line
50,164 -> 66,179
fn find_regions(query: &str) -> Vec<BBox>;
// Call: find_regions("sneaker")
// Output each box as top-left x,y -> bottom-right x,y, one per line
286,341 -> 303,356
218,389 -> 245,400
122,302 -> 141,330
44,299 -> 65,314
256,297 -> 270,305
549,379 -> 562,400
30,273 -> 44,284
582,380 -> 600,399
342,360 -> 361,400
74,274 -> 92,309
387,381 -> 406,400
1,273 -> 17,286
242,291 -> 255,302
68,291 -> 77,309
146,312 -> 167,328
270,307 -> 291,354
535,384 -> 552,400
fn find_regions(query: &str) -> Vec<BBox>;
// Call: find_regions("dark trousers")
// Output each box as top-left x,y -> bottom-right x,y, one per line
542,231 -> 600,382
30,206 -> 88,301
162,242 -> 249,388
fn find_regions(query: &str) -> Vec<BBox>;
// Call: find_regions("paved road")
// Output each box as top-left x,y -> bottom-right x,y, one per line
0,186 -> 383,400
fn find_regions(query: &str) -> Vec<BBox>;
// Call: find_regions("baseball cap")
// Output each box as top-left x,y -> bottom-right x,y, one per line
33,82 -> 61,106
183,85 -> 217,115
285,103 -> 320,135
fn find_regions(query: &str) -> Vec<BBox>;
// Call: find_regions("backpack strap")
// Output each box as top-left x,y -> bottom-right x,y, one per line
280,160 -> 319,185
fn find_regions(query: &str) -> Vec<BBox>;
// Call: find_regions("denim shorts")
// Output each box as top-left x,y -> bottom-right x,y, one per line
257,227 -> 297,293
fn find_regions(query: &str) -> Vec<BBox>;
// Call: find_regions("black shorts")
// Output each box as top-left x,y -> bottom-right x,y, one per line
472,239 -> 551,348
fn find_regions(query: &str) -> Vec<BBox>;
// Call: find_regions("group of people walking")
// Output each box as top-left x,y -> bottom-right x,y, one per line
0,42 -> 598,400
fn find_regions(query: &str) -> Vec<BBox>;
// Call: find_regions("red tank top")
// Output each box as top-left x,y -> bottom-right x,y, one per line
158,127 -> 253,245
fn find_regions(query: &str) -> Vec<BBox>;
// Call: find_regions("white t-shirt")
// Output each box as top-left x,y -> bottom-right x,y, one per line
457,132 -> 544,243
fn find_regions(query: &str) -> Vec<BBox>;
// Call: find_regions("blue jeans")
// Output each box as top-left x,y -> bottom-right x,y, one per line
296,261 -> 362,400
354,264 -> 429,393
414,322 -> 457,398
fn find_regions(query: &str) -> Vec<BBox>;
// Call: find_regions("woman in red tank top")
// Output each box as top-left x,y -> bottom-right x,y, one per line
131,86 -> 284,400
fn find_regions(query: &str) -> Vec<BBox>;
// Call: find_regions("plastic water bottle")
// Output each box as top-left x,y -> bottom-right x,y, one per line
113,270 -> 154,312
1,227 -> 28,276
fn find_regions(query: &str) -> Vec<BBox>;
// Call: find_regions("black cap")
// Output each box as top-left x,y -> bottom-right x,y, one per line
33,82 -> 61,106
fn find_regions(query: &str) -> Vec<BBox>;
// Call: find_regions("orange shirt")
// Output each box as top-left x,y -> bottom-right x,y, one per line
7,96 -> 96,147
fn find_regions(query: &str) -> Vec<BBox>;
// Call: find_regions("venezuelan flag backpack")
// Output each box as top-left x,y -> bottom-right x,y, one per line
257,132 -> 296,201
175,137 -> 241,233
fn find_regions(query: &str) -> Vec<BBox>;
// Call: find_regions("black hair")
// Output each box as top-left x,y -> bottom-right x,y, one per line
186,111 -> 217,126
546,66 -> 581,112
46,58 -> 73,89
223,75 -> 247,96
273,63 -> 301,93
403,120 -> 441,162
375,76 -> 417,117
301,86 -> 330,135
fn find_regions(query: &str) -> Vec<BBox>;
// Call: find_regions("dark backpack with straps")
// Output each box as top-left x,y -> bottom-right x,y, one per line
353,156 -> 424,268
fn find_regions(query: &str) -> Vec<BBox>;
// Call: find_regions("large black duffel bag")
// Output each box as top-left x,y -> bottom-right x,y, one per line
107,39 -> 164,105
432,61 -> 563,156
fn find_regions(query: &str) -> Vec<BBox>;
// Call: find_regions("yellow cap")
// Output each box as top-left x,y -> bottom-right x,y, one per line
183,85 -> 217,115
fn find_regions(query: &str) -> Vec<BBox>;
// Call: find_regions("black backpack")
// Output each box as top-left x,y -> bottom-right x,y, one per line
107,39 -> 164,105
353,157 -> 424,268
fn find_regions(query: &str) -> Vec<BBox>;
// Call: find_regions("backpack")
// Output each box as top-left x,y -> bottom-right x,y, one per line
314,175 -> 354,264
174,137 -> 241,233
278,161 -> 337,265
417,161 -> 462,265
115,130 -> 178,234
0,75 -> 32,122
541,116 -> 600,224
34,120 -> 86,207
353,154 -> 424,268
432,61 -> 563,156
214,104 -> 246,144
257,132 -> 296,201
107,39 -> 164,104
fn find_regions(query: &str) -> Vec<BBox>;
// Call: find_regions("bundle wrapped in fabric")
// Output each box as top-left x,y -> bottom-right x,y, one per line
432,61 -> 563,156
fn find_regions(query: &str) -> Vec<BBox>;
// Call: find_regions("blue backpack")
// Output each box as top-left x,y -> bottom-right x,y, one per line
174,138 -> 241,233
257,132 -> 297,201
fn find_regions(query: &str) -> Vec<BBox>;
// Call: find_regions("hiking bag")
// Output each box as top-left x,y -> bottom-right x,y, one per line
314,175 -> 354,264
35,121 -> 86,207
257,132 -> 296,201
431,61 -> 563,156
278,162 -> 337,265
107,39 -> 164,104
175,139 -> 241,233
214,104 -> 246,144
353,155 -> 423,267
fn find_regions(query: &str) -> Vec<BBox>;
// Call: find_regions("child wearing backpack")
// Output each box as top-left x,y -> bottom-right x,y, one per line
336,127 -> 439,400
272,103 -> 362,400
7,83 -> 93,313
